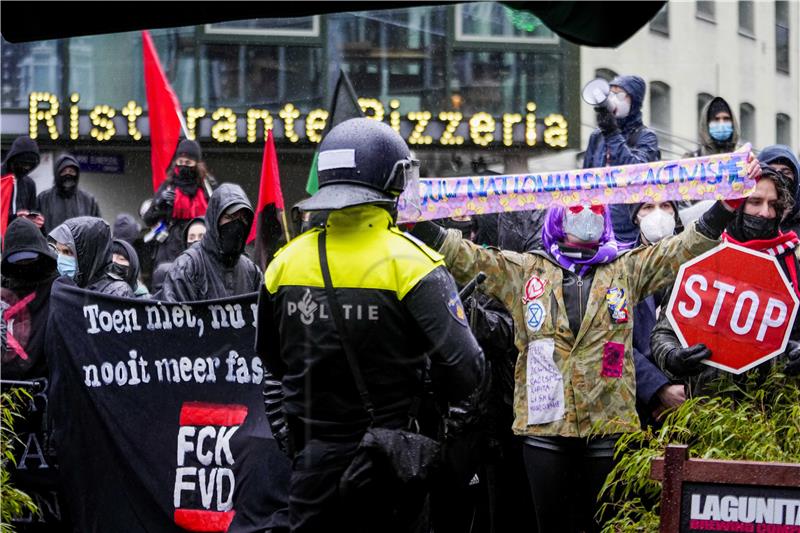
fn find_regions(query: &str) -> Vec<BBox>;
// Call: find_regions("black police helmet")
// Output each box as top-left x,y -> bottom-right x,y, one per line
295,118 -> 418,212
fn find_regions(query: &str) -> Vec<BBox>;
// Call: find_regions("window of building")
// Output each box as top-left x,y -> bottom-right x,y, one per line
455,2 -> 557,43
738,1 -> 755,37
697,92 -> 713,121
777,113 -> 792,146
451,50 -> 563,116
1,38 -> 63,108
696,1 -> 716,22
740,102 -> 755,143
205,16 -> 320,38
200,44 -> 324,109
326,7 -> 449,111
594,68 -> 618,82
650,4 -> 670,35
650,81 -> 672,134
776,1 -> 790,74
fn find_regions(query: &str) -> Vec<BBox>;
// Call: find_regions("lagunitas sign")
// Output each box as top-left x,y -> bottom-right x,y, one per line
667,242 -> 799,374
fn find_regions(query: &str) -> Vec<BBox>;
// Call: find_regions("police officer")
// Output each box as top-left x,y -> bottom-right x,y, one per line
255,118 -> 486,533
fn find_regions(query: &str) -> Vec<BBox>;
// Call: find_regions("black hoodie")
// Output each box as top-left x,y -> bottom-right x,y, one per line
37,153 -> 101,234
158,183 -> 261,302
1,136 -> 40,224
48,216 -> 133,297
1,217 -> 57,379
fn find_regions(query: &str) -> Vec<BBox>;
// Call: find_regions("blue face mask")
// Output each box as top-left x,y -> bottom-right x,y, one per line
709,121 -> 733,142
57,254 -> 77,279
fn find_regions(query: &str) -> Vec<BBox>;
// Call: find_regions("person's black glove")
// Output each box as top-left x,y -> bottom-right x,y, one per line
664,343 -> 712,377
443,363 -> 491,439
595,106 -> 619,135
263,377 -> 293,457
408,220 -> 448,249
782,341 -> 800,376
157,188 -> 176,208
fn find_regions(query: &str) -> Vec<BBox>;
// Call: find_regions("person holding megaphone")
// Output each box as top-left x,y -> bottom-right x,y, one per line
581,75 -> 661,245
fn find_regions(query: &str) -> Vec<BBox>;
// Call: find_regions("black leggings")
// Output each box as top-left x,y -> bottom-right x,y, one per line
522,437 -> 617,533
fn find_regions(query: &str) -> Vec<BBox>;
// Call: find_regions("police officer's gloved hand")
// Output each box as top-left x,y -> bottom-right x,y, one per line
263,377 -> 293,456
664,343 -> 712,377
409,220 -> 448,250
782,341 -> 800,376
595,106 -> 619,136
443,364 -> 491,438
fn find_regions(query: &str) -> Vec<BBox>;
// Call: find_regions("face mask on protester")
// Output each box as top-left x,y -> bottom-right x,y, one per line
174,165 -> 198,185
57,170 -> 78,197
564,205 -> 605,243
735,214 -> 779,241
708,121 -> 734,142
639,208 -> 676,243
218,218 -> 248,258
57,254 -> 77,279
609,92 -> 631,119
108,262 -> 130,282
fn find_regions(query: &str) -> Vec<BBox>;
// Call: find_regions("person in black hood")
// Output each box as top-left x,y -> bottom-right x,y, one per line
109,239 -> 149,298
158,183 -> 261,302
142,139 -> 215,268
37,152 -> 101,234
759,144 -> 800,234
1,136 -> 41,229
1,217 -> 58,379
48,216 -> 134,297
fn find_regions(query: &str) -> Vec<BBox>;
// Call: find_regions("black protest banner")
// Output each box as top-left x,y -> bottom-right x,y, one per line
45,279 -> 289,533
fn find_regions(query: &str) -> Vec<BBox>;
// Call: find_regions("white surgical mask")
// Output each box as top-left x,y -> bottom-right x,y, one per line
609,92 -> 631,119
639,208 -> 676,243
564,207 -> 605,243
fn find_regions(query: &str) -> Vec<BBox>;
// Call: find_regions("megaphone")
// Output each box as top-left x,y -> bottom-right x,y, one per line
581,78 -> 612,110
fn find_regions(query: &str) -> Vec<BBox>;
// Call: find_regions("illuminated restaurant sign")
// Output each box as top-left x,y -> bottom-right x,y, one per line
26,92 -> 569,149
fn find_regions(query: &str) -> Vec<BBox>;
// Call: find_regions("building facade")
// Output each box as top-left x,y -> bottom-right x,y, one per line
1,3 -> 581,222
581,0 -> 800,160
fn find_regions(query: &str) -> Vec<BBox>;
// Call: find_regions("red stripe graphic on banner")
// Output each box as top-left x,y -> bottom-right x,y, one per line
174,509 -> 236,532
179,402 -> 248,427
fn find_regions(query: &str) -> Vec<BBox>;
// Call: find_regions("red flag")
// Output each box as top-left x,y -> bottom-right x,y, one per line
1,173 -> 15,239
248,129 -> 289,269
142,30 -> 182,192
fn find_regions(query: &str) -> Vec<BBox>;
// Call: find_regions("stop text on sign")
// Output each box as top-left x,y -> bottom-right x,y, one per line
677,274 -> 788,342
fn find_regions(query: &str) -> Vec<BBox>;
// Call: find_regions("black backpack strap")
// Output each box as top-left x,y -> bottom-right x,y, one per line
317,231 -> 376,424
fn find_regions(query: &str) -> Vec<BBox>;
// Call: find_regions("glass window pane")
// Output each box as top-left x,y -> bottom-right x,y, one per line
1,38 -> 63,108
697,1 -> 716,19
777,114 -> 791,146
740,103 -> 755,143
206,16 -> 318,36
738,1 -> 754,34
327,6 -> 448,109
452,51 -> 562,116
457,2 -> 556,42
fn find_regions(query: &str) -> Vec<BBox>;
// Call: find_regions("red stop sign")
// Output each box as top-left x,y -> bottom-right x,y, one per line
666,242 -> 799,374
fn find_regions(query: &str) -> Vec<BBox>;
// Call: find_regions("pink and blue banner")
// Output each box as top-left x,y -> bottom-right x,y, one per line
397,145 -> 754,223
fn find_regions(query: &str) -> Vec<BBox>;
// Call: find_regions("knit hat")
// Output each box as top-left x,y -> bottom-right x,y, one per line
175,139 -> 202,162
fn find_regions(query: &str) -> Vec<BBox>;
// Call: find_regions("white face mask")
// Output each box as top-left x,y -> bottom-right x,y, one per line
639,208 -> 676,243
564,207 -> 605,243
609,92 -> 631,119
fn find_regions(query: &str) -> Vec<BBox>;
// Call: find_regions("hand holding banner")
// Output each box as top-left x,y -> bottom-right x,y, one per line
397,145 -> 754,223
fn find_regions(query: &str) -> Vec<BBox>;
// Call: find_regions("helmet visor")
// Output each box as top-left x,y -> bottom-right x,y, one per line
385,158 -> 420,194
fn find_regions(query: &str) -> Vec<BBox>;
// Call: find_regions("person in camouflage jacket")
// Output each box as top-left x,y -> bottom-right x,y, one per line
409,189 -> 750,531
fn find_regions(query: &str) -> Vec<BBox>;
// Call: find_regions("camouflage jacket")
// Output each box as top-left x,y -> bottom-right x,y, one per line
437,221 -> 719,437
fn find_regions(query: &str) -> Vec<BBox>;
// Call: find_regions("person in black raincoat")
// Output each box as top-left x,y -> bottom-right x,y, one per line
109,239 -> 149,298
48,216 -> 134,297
37,153 -> 101,234
1,218 -> 71,531
141,139 -> 214,268
1,217 -> 58,379
158,183 -> 261,302
2,136 -> 41,228
582,75 -> 661,244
